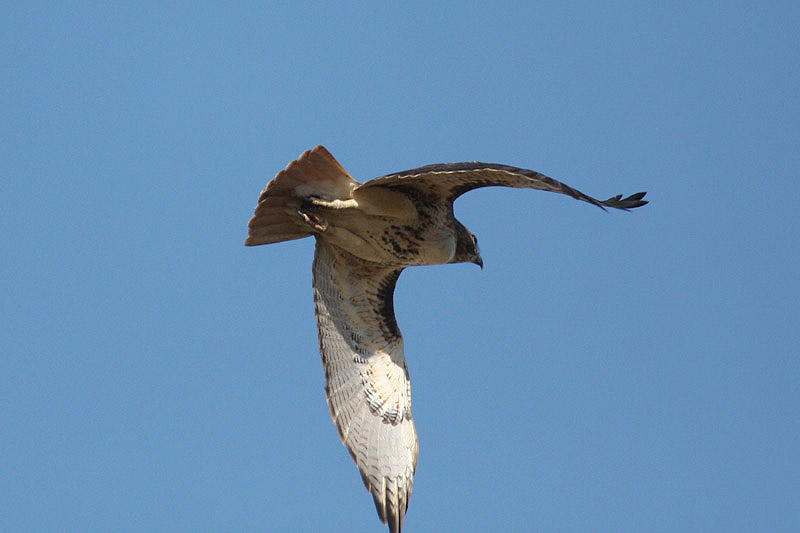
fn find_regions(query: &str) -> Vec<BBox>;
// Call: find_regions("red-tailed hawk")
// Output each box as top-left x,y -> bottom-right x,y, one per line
246,146 -> 647,532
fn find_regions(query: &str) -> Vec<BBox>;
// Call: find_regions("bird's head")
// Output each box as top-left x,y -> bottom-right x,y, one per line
451,221 -> 483,269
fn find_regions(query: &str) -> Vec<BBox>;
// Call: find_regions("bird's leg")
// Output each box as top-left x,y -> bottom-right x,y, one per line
304,197 -> 359,210
298,197 -> 328,232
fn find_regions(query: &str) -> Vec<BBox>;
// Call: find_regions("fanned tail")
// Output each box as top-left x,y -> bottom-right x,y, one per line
245,146 -> 359,246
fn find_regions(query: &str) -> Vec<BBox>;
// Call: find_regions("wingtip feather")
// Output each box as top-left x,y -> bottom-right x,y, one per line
600,191 -> 648,210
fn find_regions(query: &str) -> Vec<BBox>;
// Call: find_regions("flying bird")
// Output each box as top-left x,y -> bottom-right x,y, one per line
245,146 -> 647,532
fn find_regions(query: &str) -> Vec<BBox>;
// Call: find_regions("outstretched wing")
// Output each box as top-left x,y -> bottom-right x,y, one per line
360,161 -> 647,210
313,239 -> 418,533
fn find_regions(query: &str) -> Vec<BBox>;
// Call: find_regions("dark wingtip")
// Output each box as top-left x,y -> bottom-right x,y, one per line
601,191 -> 648,210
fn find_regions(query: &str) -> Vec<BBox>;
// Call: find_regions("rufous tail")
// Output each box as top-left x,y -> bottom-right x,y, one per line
245,146 -> 359,246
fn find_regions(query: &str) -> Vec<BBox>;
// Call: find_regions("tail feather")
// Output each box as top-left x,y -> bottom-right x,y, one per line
246,222 -> 310,246
245,146 -> 359,246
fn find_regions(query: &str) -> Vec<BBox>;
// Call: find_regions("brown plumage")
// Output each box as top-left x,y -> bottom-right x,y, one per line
246,146 -> 647,532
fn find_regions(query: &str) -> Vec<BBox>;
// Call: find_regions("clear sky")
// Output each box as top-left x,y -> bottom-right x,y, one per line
3,2 -> 799,532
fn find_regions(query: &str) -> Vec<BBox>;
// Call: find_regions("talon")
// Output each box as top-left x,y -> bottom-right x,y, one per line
298,209 -> 328,231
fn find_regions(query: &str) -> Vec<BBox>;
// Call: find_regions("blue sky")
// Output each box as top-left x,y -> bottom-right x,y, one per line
2,2 -> 799,531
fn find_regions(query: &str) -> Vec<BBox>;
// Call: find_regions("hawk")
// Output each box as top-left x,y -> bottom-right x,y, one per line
246,146 -> 647,532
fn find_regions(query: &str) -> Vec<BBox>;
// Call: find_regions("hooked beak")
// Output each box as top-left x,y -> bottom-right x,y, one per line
473,256 -> 484,270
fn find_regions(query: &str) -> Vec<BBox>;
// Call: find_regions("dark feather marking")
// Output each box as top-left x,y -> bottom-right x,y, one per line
381,183 -> 439,211
375,268 -> 403,339
371,184 -> 438,262
382,224 -> 421,258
